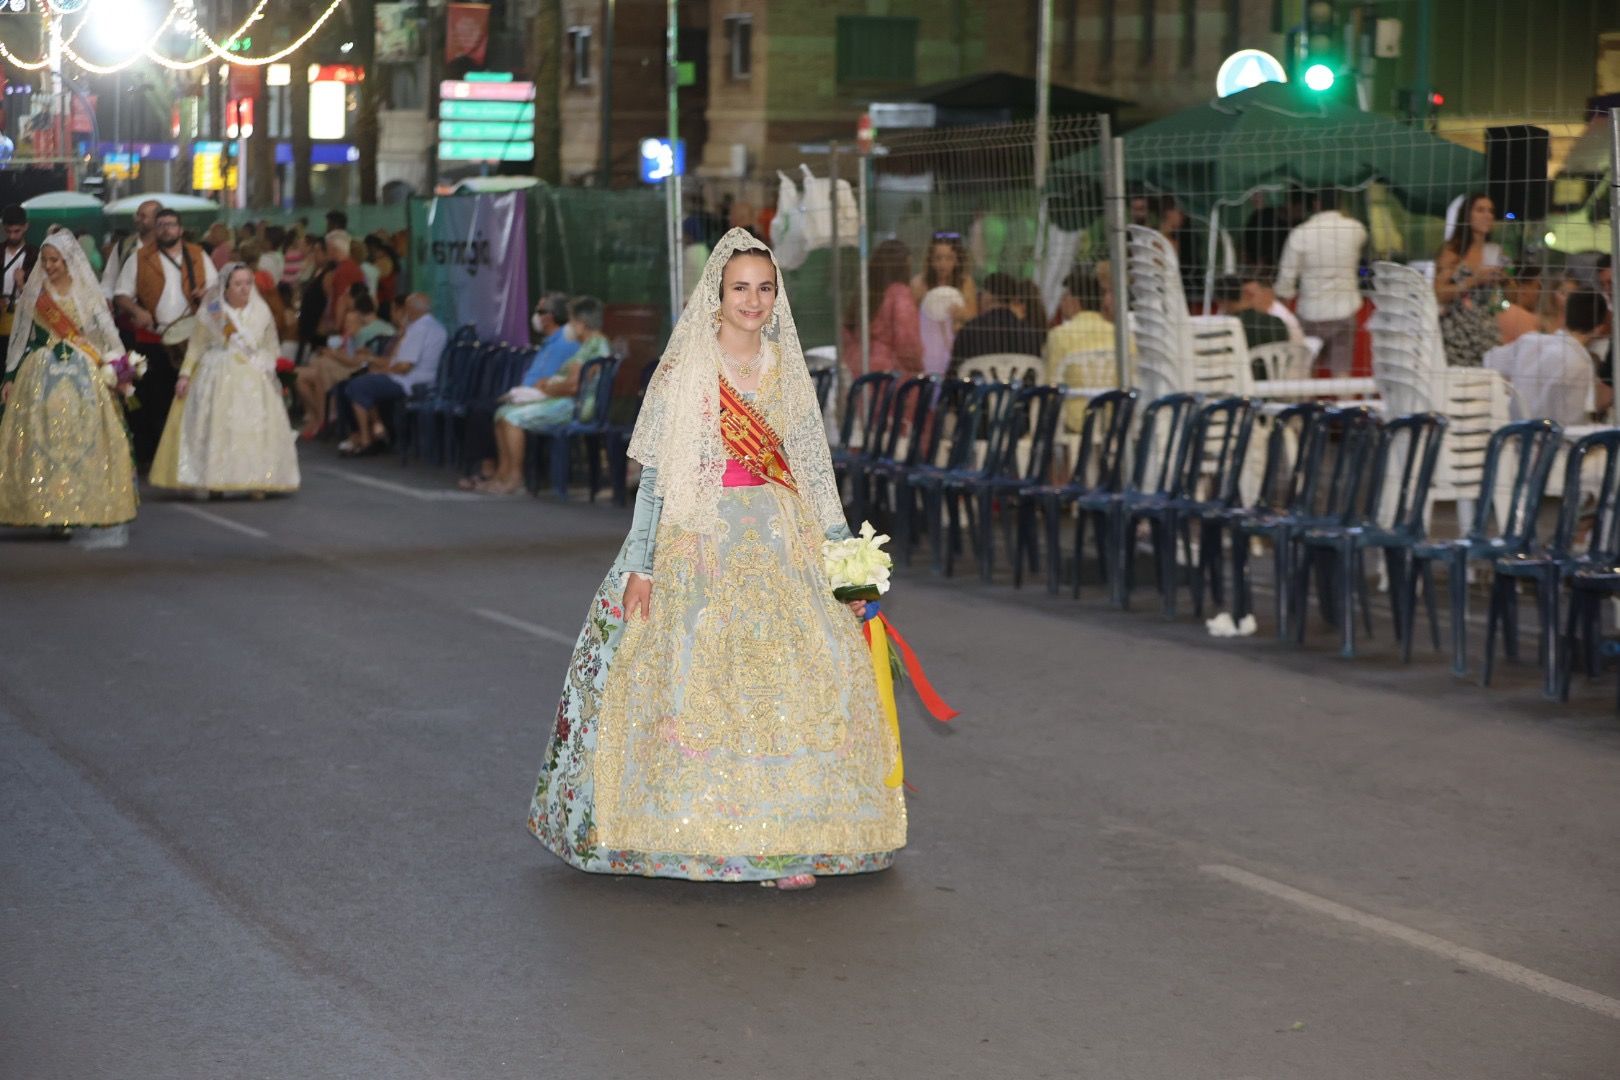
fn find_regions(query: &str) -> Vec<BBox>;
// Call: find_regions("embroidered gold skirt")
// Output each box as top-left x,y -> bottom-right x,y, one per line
529,484 -> 906,881
0,346 -> 137,528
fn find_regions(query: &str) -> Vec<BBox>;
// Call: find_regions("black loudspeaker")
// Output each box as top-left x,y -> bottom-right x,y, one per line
1485,125 -> 1549,223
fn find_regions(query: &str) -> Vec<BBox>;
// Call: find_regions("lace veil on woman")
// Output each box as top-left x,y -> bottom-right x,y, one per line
527,229 -> 906,885
0,230 -> 136,544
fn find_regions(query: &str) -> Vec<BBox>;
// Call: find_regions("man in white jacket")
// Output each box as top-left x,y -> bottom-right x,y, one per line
1274,189 -> 1367,377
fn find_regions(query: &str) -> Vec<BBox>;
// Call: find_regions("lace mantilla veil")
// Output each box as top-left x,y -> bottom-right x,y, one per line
5,229 -> 121,374
627,227 -> 845,537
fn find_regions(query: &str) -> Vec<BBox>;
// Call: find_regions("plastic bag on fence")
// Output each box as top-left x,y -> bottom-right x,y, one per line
797,164 -> 859,252
772,170 -> 810,271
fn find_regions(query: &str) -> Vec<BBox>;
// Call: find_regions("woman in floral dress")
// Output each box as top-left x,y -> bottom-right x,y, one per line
527,229 -> 906,888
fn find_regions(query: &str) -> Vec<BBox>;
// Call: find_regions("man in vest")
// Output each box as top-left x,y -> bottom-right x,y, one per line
100,197 -> 160,301
114,207 -> 217,466
0,204 -> 39,339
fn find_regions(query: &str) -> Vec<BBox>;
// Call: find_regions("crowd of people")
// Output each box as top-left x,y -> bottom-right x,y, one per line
0,200 -> 461,548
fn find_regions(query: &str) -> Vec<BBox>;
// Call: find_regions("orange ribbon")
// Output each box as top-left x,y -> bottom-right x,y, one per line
33,289 -> 102,366
718,376 -> 798,494
874,612 -> 958,723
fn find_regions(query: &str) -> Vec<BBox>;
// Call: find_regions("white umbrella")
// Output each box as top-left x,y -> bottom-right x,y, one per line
20,191 -> 104,210
103,193 -> 220,215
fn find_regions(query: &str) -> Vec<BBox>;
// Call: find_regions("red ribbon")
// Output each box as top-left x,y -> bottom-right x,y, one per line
876,613 -> 958,722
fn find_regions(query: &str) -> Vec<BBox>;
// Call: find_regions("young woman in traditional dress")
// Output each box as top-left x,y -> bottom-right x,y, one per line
0,231 -> 137,546
150,264 -> 300,497
527,229 -> 905,889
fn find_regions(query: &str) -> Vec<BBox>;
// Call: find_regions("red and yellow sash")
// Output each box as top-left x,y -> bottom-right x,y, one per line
718,376 -> 797,494
34,289 -> 102,366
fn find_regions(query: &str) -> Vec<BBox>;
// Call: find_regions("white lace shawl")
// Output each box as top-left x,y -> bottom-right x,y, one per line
5,230 -> 122,374
627,228 -> 844,536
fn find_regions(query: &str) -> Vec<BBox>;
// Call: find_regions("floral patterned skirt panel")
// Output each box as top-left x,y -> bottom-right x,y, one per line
0,347 -> 137,528
528,484 -> 906,881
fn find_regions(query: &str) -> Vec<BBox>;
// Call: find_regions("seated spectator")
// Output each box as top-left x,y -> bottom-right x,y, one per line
1215,275 -> 1291,347
1484,290 -> 1611,426
840,238 -> 922,378
296,293 -> 392,438
1497,265 -> 1546,346
1240,275 -> 1305,347
474,296 -> 613,495
949,272 -> 1047,376
338,293 -> 447,456
1045,267 -> 1119,371
458,291 -> 579,488
366,233 -> 398,317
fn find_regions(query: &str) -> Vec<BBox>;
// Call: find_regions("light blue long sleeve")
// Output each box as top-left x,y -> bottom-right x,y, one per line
622,466 -> 663,576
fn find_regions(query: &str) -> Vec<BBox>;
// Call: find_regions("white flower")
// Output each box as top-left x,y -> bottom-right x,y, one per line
823,519 -> 893,594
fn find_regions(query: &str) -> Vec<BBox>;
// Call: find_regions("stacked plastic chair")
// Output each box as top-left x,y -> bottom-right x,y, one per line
1125,225 -> 1247,402
1367,261 -> 1511,532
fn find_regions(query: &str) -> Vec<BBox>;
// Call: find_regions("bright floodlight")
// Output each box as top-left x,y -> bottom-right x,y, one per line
86,0 -> 162,57
1304,63 -> 1336,93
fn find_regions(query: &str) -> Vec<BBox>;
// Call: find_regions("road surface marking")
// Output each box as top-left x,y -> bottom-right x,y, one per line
1201,863 -> 1620,1022
170,504 -> 270,540
315,467 -> 486,502
471,607 -> 577,647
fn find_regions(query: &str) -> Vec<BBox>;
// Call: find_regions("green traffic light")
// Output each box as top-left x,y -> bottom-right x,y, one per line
1304,63 -> 1336,92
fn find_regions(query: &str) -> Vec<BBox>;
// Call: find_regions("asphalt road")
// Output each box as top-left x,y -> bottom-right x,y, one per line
3,446 -> 1618,1080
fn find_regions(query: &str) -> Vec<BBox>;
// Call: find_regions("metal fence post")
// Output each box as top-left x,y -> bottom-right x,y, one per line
1103,120 -> 1131,390
1609,107 -> 1620,427
830,143 -> 843,373
858,150 -> 871,377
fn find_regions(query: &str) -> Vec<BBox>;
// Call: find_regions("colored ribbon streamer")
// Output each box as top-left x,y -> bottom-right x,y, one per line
863,616 -> 904,789
860,601 -> 958,790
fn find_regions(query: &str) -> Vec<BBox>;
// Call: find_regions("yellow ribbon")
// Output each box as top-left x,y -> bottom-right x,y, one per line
866,617 -> 904,788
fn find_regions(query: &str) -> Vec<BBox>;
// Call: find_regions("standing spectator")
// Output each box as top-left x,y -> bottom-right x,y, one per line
325,209 -> 348,235
1240,187 -> 1306,277
257,226 -> 286,284
366,234 -> 398,317
1497,265 -> 1547,346
459,291 -> 579,488
280,227 -> 309,287
338,293 -> 447,456
1434,192 -> 1502,368
101,199 -> 159,300
911,231 -> 977,374
0,204 -> 39,340
1484,290 -> 1611,425
1275,188 -> 1367,376
949,272 -> 1047,374
354,237 -> 380,297
295,237 -> 329,362
322,230 -> 365,336
841,239 -> 922,378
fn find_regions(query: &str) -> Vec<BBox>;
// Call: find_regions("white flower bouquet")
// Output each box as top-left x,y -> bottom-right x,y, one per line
823,520 -> 893,604
101,351 -> 149,406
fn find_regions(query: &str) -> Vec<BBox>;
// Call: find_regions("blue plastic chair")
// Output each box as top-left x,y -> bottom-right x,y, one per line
1484,428 -> 1620,699
947,384 -> 1066,582
831,372 -> 896,489
1082,392 -> 1201,610
1231,404 -> 1373,641
1293,412 -> 1448,659
1402,419 -> 1563,673
1013,388 -> 1137,595
889,379 -> 982,568
397,330 -> 484,465
855,375 -> 940,529
1159,396 -> 1261,620
533,354 -> 624,500
811,367 -> 837,414
1557,433 -> 1620,705
918,380 -> 1015,574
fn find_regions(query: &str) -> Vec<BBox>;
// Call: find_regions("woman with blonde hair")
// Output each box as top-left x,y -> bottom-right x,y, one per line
527,229 -> 906,889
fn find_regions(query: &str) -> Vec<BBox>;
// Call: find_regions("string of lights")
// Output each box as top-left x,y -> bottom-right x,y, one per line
0,0 -> 346,74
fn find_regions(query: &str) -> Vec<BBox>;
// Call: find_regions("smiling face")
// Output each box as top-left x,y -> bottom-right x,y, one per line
39,244 -> 68,286
224,267 -> 255,308
718,252 -> 777,335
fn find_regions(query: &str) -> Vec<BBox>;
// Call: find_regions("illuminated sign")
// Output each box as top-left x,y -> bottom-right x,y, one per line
438,140 -> 535,162
266,63 -> 292,87
439,79 -> 535,103
309,81 -> 347,140
638,137 -> 684,183
1215,49 -> 1287,98
440,99 -> 534,121
438,119 -> 529,142
192,140 -> 226,191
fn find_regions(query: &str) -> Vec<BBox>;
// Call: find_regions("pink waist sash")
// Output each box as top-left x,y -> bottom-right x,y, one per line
722,459 -> 766,487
